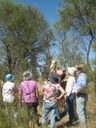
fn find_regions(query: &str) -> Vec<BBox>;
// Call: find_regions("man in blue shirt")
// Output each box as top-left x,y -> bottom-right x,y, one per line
72,64 -> 88,128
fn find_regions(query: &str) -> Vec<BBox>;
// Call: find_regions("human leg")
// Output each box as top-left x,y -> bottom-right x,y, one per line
50,108 -> 56,128
31,102 -> 39,126
68,94 -> 75,123
23,104 -> 30,127
42,102 -> 49,127
55,102 -> 60,121
76,94 -> 87,128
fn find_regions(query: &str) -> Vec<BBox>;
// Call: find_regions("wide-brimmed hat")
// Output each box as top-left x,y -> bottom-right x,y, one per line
48,72 -> 59,84
6,74 -> 14,81
23,71 -> 32,80
67,67 -> 76,76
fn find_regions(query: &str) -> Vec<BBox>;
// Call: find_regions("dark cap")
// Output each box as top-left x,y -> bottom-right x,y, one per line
48,72 -> 59,84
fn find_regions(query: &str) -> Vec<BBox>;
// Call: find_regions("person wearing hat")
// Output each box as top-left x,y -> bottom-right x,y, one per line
64,67 -> 77,126
72,64 -> 88,128
42,72 -> 65,128
2,74 -> 18,122
19,71 -> 39,128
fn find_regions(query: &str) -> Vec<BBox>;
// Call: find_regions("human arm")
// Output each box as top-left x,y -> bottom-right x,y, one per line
72,73 -> 87,95
18,88 -> 23,106
76,73 -> 87,94
36,83 -> 39,99
35,83 -> 39,105
56,87 -> 65,100
13,84 -> 19,93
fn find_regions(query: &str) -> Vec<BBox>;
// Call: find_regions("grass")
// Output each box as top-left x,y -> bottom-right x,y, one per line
0,81 -> 96,128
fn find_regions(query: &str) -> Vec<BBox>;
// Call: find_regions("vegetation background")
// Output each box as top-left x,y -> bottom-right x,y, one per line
0,0 -> 96,127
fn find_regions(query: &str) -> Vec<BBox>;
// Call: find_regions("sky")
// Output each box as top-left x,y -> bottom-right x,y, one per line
15,0 -> 60,24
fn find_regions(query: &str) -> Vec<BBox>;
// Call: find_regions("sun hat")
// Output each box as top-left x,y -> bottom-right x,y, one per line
6,74 -> 14,81
48,72 -> 59,84
67,67 -> 76,76
72,67 -> 77,72
23,71 -> 32,80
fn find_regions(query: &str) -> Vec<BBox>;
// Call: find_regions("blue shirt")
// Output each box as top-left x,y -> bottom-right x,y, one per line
72,72 -> 87,93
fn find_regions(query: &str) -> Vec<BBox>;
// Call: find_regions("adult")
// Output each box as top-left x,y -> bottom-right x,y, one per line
42,72 -> 65,128
72,64 -> 88,128
2,74 -> 18,121
56,67 -> 66,108
65,67 -> 77,126
57,67 -> 66,90
19,71 -> 39,128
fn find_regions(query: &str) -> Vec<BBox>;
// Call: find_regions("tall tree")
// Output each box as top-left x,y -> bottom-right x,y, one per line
0,0 -> 52,78
57,0 -> 96,65
54,22 -> 84,67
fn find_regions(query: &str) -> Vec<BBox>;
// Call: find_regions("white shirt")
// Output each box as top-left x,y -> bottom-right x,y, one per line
66,76 -> 76,96
2,81 -> 18,103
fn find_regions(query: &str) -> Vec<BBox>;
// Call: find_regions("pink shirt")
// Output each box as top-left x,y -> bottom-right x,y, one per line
66,76 -> 76,96
19,80 -> 38,103
43,81 -> 62,102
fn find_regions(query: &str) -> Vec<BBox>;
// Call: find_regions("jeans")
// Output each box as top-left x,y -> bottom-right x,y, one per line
23,102 -> 38,128
76,93 -> 88,128
65,94 -> 75,123
55,102 -> 60,120
42,101 -> 57,128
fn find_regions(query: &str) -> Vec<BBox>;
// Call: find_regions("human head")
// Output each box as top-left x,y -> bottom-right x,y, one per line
48,72 -> 59,84
23,71 -> 32,80
56,67 -> 65,76
6,74 -> 14,81
66,67 -> 76,76
75,64 -> 83,74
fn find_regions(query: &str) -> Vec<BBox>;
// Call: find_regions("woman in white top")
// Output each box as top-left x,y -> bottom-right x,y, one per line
65,67 -> 77,126
2,74 -> 18,122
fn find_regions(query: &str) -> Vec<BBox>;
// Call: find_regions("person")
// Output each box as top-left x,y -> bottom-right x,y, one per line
57,67 -> 66,89
57,67 -> 66,108
72,64 -> 88,128
2,74 -> 18,122
42,72 -> 65,128
19,71 -> 39,128
64,67 -> 77,126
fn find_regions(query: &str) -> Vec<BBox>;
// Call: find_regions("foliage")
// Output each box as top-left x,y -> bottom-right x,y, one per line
54,22 -> 84,67
57,0 -> 96,64
0,0 -> 53,79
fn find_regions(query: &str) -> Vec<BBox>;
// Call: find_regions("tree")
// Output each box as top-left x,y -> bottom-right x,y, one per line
0,0 -> 53,79
57,0 -> 96,65
54,22 -> 84,67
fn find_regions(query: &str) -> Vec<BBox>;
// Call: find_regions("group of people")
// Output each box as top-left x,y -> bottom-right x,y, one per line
42,60 -> 88,128
1,60 -> 88,128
